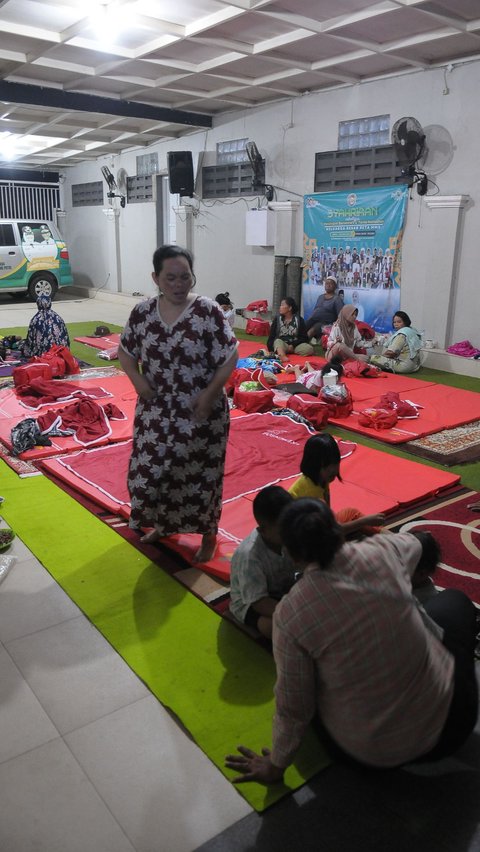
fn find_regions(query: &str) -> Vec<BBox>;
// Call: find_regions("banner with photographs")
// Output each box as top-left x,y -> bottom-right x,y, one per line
303,185 -> 409,333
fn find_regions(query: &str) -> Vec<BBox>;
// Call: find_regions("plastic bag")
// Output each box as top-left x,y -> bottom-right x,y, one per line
0,554 -> 16,585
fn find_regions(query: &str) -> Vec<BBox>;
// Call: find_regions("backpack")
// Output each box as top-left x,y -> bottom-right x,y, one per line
245,318 -> 271,336
13,362 -> 53,388
286,394 -> 330,430
357,407 -> 398,430
29,345 -> 80,377
379,392 -> 419,419
232,368 -> 274,413
319,383 -> 353,419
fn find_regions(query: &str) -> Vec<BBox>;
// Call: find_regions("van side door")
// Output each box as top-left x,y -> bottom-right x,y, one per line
0,222 -> 26,287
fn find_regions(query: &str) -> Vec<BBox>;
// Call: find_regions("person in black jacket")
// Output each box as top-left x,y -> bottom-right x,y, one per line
266,297 -> 313,362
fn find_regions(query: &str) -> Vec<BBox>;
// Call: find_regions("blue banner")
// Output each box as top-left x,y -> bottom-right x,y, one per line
303,185 -> 409,333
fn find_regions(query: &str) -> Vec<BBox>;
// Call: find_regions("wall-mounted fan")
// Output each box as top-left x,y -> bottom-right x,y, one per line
245,141 -> 274,201
116,167 -> 129,195
391,117 -> 428,195
101,165 -> 126,208
418,125 -> 454,176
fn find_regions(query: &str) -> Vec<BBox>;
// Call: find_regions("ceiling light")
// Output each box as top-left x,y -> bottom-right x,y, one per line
88,0 -> 132,46
0,132 -> 16,161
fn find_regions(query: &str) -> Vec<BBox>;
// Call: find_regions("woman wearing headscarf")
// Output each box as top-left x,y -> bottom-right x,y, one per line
369,311 -> 422,373
325,304 -> 368,363
22,294 -> 70,358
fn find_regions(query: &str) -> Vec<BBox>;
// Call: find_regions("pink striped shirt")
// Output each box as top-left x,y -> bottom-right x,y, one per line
271,532 -> 454,768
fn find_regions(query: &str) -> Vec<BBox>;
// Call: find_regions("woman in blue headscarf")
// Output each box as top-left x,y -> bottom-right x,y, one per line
22,294 -> 70,358
369,311 -> 422,373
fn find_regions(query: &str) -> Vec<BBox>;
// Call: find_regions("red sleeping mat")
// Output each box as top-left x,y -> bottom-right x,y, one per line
74,333 -> 121,349
0,375 -> 137,459
342,373 -> 435,402
330,383 -> 480,443
38,413 -> 460,580
394,492 -> 480,606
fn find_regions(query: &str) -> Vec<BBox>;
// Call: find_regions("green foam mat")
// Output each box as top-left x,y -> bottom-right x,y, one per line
0,463 -> 329,810
0,321 -> 123,367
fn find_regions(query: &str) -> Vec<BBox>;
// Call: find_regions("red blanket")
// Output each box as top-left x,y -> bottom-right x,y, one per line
16,378 -> 112,409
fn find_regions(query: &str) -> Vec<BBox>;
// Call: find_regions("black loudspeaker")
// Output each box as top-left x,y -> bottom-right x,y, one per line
167,151 -> 194,196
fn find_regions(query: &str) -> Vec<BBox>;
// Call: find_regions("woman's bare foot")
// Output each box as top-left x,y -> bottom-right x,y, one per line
141,528 -> 160,544
193,533 -> 217,564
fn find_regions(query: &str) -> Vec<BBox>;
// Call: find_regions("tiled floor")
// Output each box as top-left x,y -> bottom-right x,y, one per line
1,290 -> 479,852
0,291 -> 252,852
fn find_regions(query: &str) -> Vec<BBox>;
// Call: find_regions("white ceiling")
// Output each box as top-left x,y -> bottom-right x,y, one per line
0,0 -> 479,171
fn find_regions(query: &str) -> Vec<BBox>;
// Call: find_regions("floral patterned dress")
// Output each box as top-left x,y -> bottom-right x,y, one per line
120,295 -> 237,536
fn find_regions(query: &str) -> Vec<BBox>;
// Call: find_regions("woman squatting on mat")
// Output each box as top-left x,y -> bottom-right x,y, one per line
119,245 -> 238,564
226,499 -> 478,783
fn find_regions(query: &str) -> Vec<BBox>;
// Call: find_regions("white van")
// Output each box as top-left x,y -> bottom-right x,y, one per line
0,219 -> 73,299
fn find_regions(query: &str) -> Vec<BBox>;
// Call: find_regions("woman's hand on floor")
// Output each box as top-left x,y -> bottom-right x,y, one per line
225,746 -> 284,785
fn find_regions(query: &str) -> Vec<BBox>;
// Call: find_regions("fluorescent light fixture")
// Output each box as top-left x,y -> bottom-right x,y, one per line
88,0 -> 134,47
0,132 -> 16,160
0,132 -> 66,162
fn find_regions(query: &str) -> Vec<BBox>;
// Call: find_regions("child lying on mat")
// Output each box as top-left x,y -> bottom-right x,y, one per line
229,486 -> 296,639
290,355 -> 344,394
289,434 -> 385,538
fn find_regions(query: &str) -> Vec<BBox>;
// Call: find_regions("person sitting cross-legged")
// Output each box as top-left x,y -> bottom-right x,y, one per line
229,486 -> 296,639
266,297 -> 313,363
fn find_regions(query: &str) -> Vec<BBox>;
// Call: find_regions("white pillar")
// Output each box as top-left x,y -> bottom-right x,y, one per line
269,201 -> 300,256
173,204 -> 194,251
424,195 -> 471,348
102,206 -> 122,292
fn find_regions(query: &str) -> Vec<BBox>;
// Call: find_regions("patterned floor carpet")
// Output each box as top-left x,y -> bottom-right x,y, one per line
406,420 -> 480,465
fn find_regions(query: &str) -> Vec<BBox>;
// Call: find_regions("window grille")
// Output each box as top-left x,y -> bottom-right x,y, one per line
72,181 -> 104,207
314,145 -> 407,192
127,175 -> 153,203
202,161 -> 265,198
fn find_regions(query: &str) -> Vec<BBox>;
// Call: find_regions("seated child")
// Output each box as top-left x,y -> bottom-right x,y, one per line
289,433 -> 385,537
410,530 -> 444,641
410,530 -> 440,605
291,356 -> 344,394
215,291 -> 235,328
229,486 -> 296,638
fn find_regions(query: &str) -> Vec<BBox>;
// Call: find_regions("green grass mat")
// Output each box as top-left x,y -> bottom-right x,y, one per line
0,464 -> 329,811
0,321 -> 123,367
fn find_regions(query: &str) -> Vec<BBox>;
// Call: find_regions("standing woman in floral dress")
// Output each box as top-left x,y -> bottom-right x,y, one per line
119,245 -> 238,563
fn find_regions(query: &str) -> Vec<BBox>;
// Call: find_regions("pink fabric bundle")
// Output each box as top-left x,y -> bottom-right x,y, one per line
446,340 -> 480,358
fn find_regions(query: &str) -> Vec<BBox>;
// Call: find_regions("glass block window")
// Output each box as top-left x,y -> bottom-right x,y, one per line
338,115 -> 390,150
136,152 -> 159,176
217,138 -> 248,164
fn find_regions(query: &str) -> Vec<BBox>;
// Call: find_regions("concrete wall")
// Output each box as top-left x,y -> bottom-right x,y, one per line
63,59 -> 480,348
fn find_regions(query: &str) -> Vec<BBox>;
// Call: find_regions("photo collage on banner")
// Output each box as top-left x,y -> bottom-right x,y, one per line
303,185 -> 409,333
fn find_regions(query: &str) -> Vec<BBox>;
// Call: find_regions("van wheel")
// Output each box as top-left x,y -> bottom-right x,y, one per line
28,273 -> 58,300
